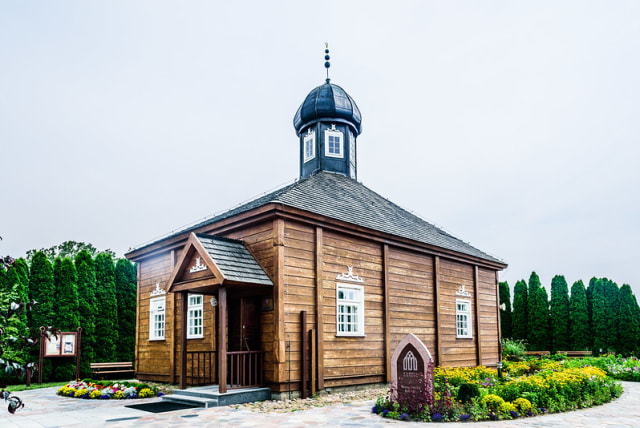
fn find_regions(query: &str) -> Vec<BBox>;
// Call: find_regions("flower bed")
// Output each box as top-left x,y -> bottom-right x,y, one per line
57,380 -> 163,400
373,362 -> 622,422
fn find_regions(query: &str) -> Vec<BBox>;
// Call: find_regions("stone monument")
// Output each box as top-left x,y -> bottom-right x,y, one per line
390,333 -> 435,405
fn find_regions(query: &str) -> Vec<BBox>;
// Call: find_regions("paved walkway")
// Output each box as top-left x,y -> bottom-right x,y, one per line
1,381 -> 638,427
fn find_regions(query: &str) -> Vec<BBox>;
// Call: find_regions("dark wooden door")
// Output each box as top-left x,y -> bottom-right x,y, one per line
229,297 -> 261,351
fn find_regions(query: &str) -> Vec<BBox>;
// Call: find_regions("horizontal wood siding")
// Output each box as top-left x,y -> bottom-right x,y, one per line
478,268 -> 499,366
387,248 -> 436,355
438,259 -> 477,367
137,252 -> 174,380
321,230 -> 385,380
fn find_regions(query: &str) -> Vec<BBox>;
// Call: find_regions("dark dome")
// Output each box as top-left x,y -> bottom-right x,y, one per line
293,81 -> 362,136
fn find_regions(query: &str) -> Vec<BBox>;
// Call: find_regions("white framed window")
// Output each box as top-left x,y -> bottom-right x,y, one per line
336,283 -> 364,336
303,130 -> 316,162
456,299 -> 473,338
349,130 -> 356,178
325,126 -> 343,158
187,294 -> 204,339
149,296 -> 166,341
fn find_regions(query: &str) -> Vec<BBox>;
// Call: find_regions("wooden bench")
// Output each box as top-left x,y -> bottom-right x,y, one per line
556,351 -> 592,358
524,351 -> 550,356
90,362 -> 135,378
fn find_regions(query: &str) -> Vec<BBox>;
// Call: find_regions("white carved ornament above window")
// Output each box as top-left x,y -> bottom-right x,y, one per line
189,257 -> 207,273
150,282 -> 166,297
336,266 -> 364,283
456,284 -> 472,298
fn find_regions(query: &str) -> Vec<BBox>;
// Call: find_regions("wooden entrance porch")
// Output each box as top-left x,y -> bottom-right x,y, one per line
166,233 -> 274,393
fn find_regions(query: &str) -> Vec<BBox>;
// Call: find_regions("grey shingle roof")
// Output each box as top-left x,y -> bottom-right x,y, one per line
184,171 -> 503,265
195,234 -> 273,286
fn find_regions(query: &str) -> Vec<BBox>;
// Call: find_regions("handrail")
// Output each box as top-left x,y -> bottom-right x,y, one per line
227,350 -> 265,389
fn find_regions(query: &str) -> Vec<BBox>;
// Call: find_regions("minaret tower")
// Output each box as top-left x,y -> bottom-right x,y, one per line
293,45 -> 362,179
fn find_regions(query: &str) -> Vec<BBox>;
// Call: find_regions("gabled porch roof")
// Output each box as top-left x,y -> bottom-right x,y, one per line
167,232 -> 273,294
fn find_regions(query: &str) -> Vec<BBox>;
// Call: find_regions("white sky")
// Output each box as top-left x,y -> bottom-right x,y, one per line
2,1 -> 639,298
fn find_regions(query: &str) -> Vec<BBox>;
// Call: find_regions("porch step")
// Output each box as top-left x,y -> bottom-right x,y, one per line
163,385 -> 271,408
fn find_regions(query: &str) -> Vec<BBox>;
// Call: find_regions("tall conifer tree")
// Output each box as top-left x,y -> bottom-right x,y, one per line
511,280 -> 528,342
590,279 -> 608,354
115,258 -> 137,362
527,272 -> 549,350
94,253 -> 118,362
602,279 -> 620,352
28,252 -> 56,331
75,250 -> 97,376
499,281 -> 512,339
569,280 -> 590,350
550,275 -> 570,352
617,284 -> 640,356
53,257 -> 80,380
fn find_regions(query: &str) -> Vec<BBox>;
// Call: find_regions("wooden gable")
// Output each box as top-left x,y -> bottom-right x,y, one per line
167,233 -> 225,294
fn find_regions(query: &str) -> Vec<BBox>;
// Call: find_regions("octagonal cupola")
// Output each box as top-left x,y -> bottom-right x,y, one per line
293,46 -> 362,179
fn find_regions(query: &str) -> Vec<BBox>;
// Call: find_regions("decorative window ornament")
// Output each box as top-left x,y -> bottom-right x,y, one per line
455,284 -> 471,297
150,282 -> 166,297
336,266 -> 363,283
189,257 -> 207,273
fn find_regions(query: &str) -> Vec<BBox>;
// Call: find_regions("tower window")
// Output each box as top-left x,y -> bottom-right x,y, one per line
304,130 -> 315,162
325,126 -> 343,158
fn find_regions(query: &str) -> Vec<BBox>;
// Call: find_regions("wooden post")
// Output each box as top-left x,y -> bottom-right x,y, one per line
474,266 -> 483,366
310,329 -> 316,397
301,311 -> 308,399
383,244 -> 391,382
314,226 -> 325,390
75,327 -> 82,380
169,250 -> 176,384
495,271 -> 503,362
218,287 -> 228,394
273,218 -> 286,385
434,256 -> 442,366
180,291 -> 188,389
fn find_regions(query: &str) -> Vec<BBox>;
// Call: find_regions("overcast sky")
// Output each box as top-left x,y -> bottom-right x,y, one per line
2,1 -> 639,298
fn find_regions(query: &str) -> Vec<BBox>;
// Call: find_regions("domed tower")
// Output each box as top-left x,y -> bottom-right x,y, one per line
293,46 -> 362,180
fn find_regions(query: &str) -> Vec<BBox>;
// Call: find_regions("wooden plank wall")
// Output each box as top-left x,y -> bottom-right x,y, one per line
478,267 -> 500,365
438,259 -> 477,367
137,252 -> 174,381
387,248 -> 436,357
321,230 -> 385,386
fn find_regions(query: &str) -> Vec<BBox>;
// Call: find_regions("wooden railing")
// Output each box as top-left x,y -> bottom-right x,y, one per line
228,350 -> 265,389
186,351 -> 217,386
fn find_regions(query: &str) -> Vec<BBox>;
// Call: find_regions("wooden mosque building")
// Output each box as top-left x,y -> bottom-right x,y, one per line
126,61 -> 507,396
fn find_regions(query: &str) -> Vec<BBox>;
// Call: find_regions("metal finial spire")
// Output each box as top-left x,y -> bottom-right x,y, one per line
324,42 -> 330,83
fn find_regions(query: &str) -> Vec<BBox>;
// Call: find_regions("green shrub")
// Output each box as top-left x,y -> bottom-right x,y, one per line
457,383 -> 480,404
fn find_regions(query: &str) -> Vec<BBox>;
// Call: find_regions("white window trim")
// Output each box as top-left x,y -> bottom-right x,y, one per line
456,299 -> 473,339
303,130 -> 316,163
325,127 -> 344,158
149,296 -> 166,341
187,293 -> 204,339
336,283 -> 365,337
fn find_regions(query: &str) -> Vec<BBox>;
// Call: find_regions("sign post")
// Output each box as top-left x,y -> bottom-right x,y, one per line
390,333 -> 435,406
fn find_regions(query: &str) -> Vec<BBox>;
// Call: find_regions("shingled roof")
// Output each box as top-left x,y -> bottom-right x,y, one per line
171,171 -> 503,265
195,234 -> 273,286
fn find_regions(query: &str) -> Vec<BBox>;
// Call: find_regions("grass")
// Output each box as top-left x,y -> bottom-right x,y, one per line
4,381 -> 68,392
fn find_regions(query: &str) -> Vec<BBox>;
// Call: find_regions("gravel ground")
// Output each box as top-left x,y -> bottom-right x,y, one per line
235,387 -> 388,413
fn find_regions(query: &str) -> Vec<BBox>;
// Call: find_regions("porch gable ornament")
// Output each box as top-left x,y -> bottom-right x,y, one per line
336,266 -> 363,283
390,333 -> 435,406
189,256 -> 207,273
150,282 -> 166,297
455,284 -> 471,297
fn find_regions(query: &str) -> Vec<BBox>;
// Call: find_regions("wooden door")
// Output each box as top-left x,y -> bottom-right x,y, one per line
229,297 -> 261,351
